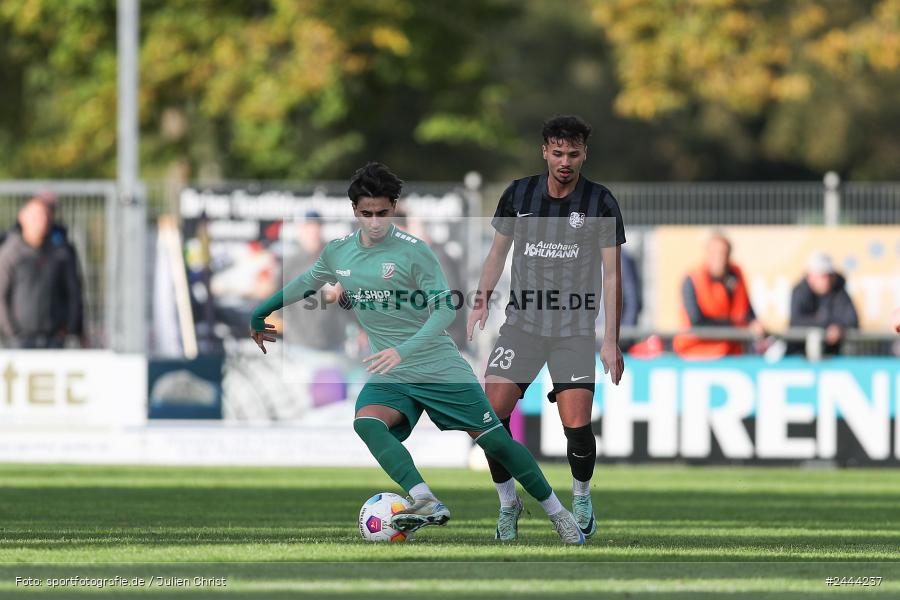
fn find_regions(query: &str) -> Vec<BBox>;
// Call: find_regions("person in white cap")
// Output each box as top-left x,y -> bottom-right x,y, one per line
787,252 -> 859,356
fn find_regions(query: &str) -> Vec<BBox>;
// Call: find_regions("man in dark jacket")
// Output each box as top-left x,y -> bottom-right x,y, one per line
0,199 -> 83,348
0,192 -> 73,250
0,192 -> 84,339
788,252 -> 858,357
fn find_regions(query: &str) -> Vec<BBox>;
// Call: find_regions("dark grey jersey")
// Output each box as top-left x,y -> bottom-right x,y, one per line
491,174 -> 626,337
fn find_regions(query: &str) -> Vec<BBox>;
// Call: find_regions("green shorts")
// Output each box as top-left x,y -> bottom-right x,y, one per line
355,381 -> 501,442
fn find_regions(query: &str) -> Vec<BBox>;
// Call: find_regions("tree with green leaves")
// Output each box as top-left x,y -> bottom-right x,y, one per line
591,0 -> 900,178
0,0 -> 518,181
2,0 -> 899,182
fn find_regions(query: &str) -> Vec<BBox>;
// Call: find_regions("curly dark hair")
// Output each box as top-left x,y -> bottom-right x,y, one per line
347,162 -> 404,205
542,115 -> 592,146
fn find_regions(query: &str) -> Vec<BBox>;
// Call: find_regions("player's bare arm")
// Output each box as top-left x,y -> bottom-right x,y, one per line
250,322 -> 277,354
467,231 -> 513,340
600,244 -> 624,385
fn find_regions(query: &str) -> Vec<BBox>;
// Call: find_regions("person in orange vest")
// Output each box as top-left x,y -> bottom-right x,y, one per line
673,232 -> 766,358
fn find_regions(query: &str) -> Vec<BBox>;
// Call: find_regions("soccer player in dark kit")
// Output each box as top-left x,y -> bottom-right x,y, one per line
468,115 -> 626,541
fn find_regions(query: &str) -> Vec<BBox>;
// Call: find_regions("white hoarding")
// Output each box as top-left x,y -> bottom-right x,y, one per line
0,351 -> 146,430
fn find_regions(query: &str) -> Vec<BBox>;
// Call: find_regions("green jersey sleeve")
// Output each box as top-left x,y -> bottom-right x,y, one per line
411,244 -> 452,303
249,246 -> 337,332
394,245 -> 456,359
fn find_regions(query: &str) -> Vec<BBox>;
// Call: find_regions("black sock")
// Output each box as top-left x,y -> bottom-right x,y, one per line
486,417 -> 513,483
564,424 -> 596,482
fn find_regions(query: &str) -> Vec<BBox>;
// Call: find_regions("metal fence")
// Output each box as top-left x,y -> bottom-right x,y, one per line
842,182 -> 900,225
484,177 -> 900,225
618,326 -> 898,359
612,182 -> 825,225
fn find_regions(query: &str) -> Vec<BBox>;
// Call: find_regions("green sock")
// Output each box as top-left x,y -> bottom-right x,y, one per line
353,417 -> 424,492
476,426 -> 552,502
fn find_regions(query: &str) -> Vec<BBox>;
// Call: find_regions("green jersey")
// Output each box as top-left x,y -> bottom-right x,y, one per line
252,224 -> 471,381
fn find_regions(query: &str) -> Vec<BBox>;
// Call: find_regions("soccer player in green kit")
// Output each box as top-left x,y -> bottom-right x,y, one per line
250,162 -> 584,544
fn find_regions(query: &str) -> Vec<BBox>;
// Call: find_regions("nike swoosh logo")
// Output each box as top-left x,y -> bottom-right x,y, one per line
571,452 -> 592,458
516,212 -> 533,217
580,514 -> 595,535
570,375 -> 590,381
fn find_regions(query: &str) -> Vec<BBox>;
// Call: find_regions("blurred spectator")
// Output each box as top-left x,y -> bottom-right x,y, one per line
787,252 -> 859,357
281,211 -> 346,351
0,199 -> 83,348
673,232 -> 765,358
621,249 -> 642,327
598,248 -> 642,351
0,192 -> 85,339
1,192 -> 68,248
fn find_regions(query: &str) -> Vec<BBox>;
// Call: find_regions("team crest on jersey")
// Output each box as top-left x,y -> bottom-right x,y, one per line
569,212 -> 586,228
381,262 -> 396,279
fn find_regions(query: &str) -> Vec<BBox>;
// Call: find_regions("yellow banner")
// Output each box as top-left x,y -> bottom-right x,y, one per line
653,227 -> 900,332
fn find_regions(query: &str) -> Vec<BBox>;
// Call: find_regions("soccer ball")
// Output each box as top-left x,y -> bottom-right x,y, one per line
358,492 -> 414,542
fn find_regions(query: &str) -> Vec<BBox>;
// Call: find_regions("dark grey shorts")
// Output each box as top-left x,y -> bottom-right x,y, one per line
484,323 -> 595,403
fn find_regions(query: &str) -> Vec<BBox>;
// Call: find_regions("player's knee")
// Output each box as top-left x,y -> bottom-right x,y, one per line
563,423 -> 596,455
474,426 -> 515,459
484,380 -> 523,418
353,416 -> 388,441
352,417 -> 368,439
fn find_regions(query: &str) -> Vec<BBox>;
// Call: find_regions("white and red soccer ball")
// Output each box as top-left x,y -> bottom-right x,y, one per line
358,492 -> 414,542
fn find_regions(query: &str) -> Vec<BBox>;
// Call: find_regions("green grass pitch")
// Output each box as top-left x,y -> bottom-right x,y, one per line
1,463 -> 898,598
